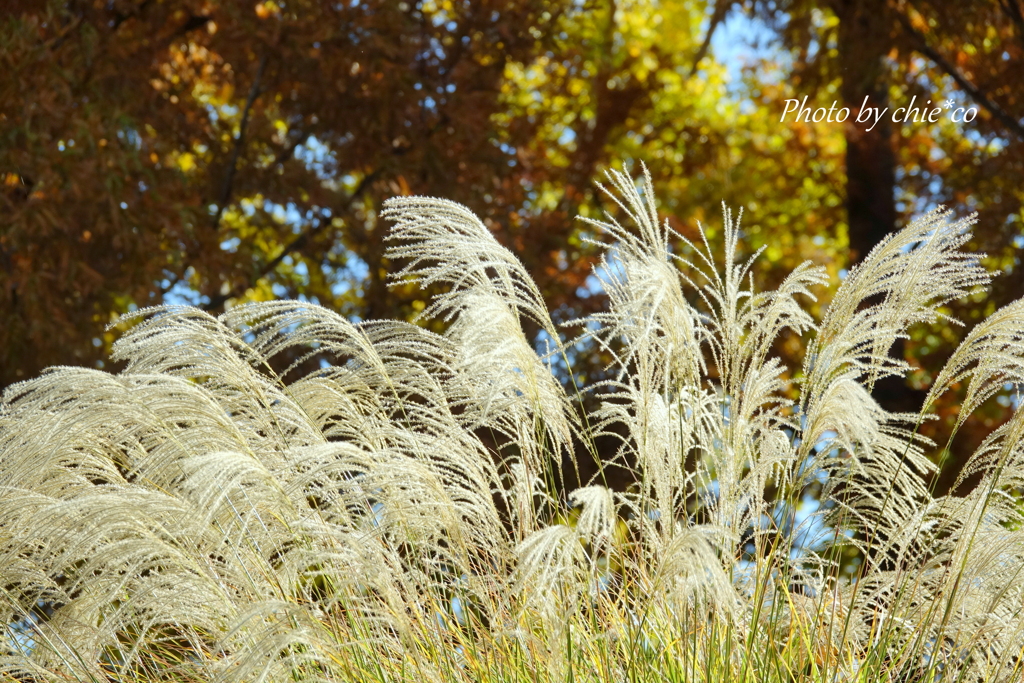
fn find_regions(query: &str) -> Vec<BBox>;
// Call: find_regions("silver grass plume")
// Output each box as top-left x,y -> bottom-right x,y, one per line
1,166 -> 1023,682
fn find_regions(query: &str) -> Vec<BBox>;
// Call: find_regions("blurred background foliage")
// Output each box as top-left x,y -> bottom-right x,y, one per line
2,0 -> 1023,494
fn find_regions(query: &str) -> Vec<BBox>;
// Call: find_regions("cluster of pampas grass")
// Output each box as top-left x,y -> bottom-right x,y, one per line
2,167 -> 1024,682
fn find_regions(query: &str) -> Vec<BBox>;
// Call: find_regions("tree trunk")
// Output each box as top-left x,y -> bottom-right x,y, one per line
835,0 -> 898,262
833,0 -> 928,415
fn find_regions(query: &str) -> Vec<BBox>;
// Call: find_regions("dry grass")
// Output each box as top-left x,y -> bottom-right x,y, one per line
2,167 -> 1023,682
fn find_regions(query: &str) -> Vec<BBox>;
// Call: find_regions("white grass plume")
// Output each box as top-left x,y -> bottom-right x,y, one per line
2,167 -> 1023,682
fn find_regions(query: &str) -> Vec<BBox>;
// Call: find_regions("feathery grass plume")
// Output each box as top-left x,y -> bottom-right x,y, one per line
3,165 -> 1024,682
383,197 -> 577,485
924,297 -> 1024,428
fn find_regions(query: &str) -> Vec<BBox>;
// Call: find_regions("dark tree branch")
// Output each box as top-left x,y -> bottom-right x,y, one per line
999,0 -> 1024,50
211,50 -> 270,231
273,133 -> 306,169
894,4 -> 1024,140
171,14 -> 212,39
158,130 -> 304,300
689,0 -> 733,78
203,168 -> 381,312
110,0 -> 152,32
158,52 -> 269,300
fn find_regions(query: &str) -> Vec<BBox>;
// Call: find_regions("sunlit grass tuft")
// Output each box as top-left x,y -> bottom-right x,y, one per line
2,166 -> 1023,682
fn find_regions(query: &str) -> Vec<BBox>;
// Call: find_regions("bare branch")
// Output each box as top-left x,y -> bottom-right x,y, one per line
894,4 -> 1024,140
211,50 -> 270,231
689,0 -> 733,78
999,0 -> 1024,50
203,169 -> 381,312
